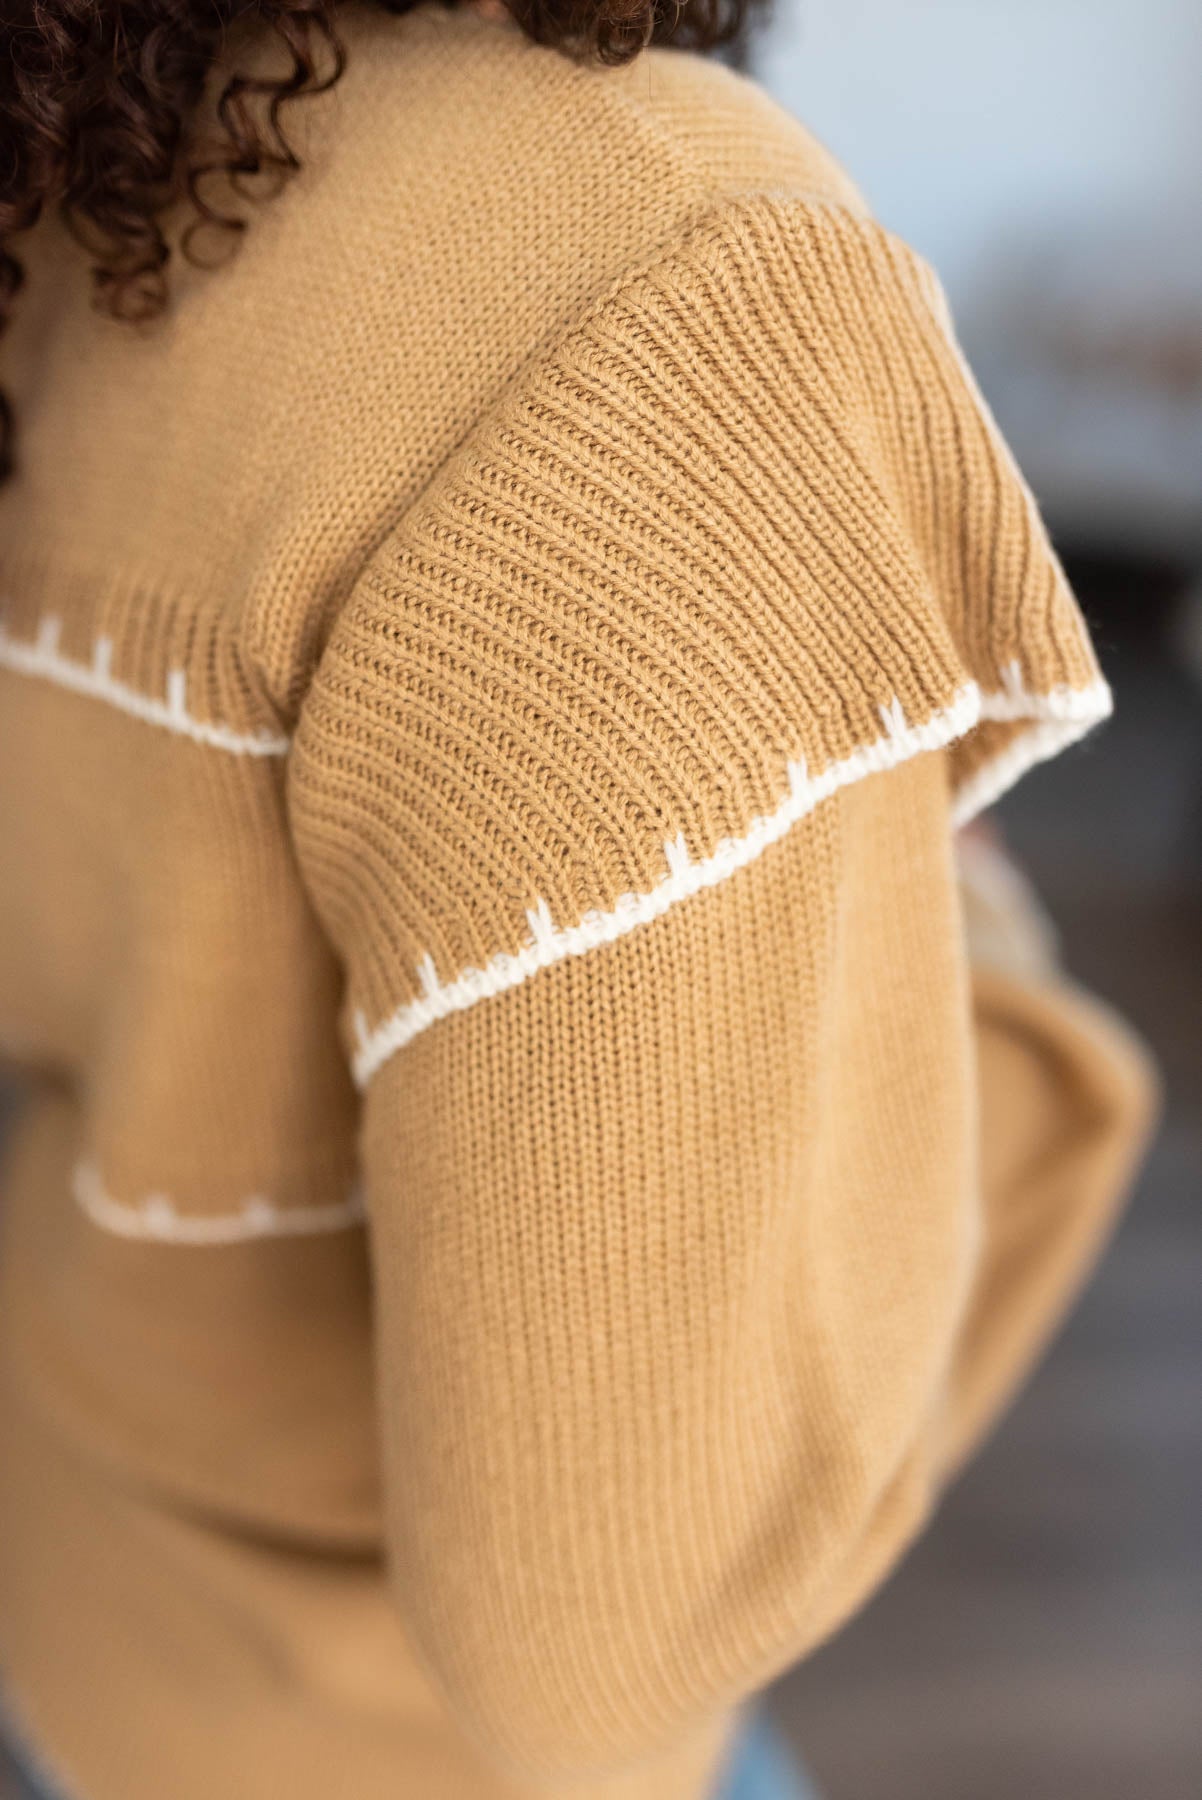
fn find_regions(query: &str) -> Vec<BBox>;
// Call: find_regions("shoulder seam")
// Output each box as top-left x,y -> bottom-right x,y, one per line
338,189 -> 910,577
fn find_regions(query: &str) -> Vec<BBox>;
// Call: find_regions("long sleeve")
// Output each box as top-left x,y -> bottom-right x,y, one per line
287,193 -> 1152,1780
938,835 -> 1158,1473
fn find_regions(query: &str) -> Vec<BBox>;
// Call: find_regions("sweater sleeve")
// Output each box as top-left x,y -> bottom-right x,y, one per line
287,194 -> 1151,1779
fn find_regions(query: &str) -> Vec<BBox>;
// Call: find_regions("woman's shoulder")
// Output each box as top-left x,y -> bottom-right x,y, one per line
632,38 -> 870,219
321,4 -> 868,274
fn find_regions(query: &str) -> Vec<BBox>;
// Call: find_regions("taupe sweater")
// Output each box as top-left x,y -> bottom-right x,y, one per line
0,6 -> 1155,1797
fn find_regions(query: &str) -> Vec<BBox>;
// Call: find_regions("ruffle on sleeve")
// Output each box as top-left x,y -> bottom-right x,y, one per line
290,194 -> 1110,1083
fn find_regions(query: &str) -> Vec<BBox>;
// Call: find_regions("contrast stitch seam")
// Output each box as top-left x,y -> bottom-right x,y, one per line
72,1161 -> 365,1245
0,617 -> 289,758
951,658 -> 1113,825
350,669 -> 1112,1084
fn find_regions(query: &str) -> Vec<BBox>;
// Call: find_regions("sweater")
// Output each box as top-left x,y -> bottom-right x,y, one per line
0,5 -> 1156,1797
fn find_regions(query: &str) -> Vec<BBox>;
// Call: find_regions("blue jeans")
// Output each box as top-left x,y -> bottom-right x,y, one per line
1,1708 -> 814,1800
718,1713 -> 816,1800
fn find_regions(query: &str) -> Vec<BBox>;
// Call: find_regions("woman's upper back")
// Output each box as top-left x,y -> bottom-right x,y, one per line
0,2 -> 862,713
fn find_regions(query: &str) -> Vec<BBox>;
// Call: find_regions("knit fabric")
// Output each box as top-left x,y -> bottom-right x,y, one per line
0,6 -> 1155,1798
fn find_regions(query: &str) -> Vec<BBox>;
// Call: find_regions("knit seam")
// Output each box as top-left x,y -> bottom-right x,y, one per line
350,665 -> 1112,1085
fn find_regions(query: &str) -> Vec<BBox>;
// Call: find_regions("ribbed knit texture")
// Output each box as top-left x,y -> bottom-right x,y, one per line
288,192 -> 1103,1070
0,6 -> 1155,1798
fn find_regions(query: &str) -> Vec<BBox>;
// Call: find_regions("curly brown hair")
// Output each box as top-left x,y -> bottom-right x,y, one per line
0,0 -> 769,482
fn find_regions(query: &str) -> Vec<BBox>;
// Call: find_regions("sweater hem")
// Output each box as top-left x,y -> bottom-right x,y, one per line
71,1162 -> 367,1245
0,617 -> 288,758
350,671 -> 1112,1083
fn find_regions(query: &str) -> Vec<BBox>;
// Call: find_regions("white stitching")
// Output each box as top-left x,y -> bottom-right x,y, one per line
351,675 -> 1112,1085
0,608 -> 1112,1084
951,659 -> 1113,823
0,617 -> 289,757
977,659 -> 1113,725
950,710 -> 1104,827
72,1161 -> 365,1245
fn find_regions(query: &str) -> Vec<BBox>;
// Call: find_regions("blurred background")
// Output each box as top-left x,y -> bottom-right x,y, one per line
746,3 -> 1202,1796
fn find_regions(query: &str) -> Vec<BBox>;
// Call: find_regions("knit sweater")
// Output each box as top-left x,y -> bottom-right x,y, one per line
0,5 -> 1156,1798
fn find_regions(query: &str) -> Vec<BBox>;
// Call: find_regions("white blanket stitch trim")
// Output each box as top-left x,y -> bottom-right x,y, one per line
0,616 -> 289,757
73,1161 -> 365,1244
953,662 -> 1113,824
0,611 -> 1111,1084
351,666 -> 1112,1085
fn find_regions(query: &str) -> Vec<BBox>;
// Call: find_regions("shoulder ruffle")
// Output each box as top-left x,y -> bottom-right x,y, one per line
290,195 -> 1110,1081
